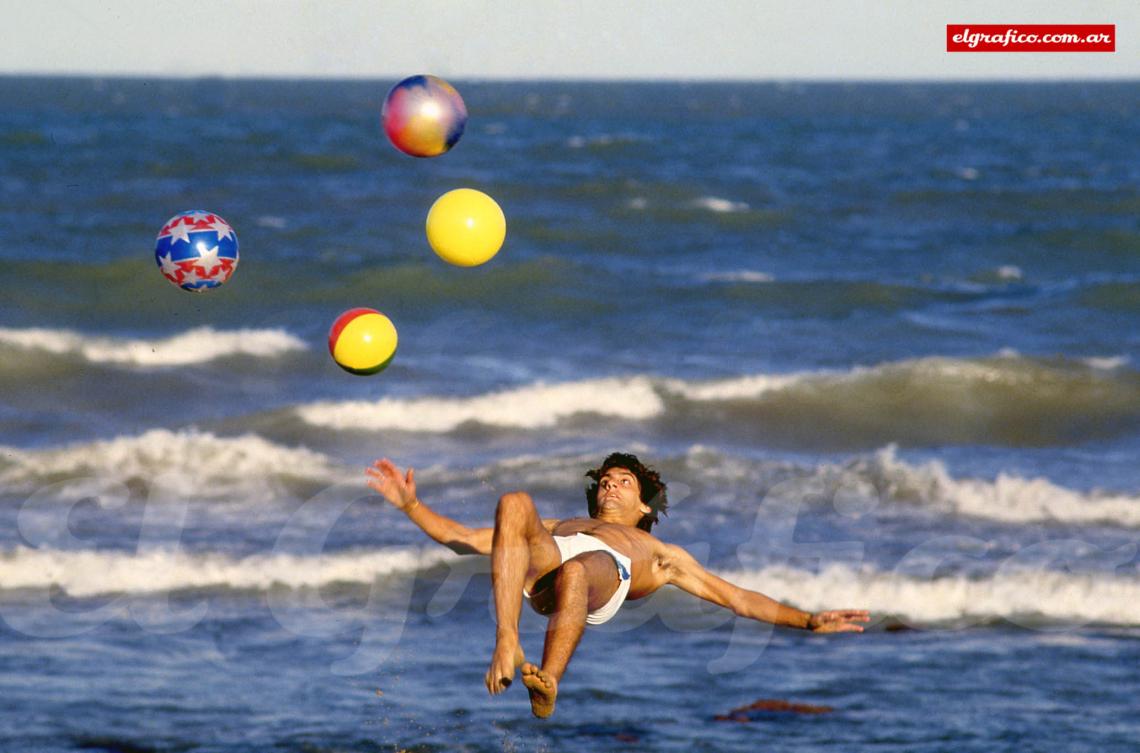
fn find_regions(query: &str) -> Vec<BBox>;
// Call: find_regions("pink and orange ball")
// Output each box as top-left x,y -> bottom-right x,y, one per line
381,75 -> 468,158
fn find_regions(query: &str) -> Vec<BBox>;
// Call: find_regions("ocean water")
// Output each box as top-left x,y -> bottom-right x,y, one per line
0,77 -> 1138,752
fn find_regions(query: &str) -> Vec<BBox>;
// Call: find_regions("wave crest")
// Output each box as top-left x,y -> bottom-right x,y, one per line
669,355 -> 1140,448
5,546 -> 1136,628
0,429 -> 341,499
724,564 -> 1140,627
0,326 -> 306,367
837,446 -> 1140,528
0,545 -> 450,598
288,355 -> 1138,448
295,377 -> 664,432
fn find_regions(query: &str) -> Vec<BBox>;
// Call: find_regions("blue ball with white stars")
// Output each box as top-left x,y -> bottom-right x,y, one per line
154,210 -> 239,293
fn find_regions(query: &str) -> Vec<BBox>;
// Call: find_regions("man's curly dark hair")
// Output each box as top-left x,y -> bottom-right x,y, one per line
585,452 -> 668,532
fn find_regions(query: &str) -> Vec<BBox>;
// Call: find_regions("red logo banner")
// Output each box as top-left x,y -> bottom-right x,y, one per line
947,25 -> 1115,52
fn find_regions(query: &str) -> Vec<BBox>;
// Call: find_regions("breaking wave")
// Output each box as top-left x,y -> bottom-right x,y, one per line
0,429 -> 341,499
2,546 -> 1135,628
290,355 -> 1140,448
295,377 -> 664,432
832,446 -> 1140,528
724,563 -> 1140,628
0,545 -> 451,598
0,326 -> 306,368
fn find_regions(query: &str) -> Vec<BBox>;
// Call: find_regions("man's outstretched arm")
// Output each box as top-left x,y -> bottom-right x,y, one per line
366,458 -> 493,556
660,542 -> 870,633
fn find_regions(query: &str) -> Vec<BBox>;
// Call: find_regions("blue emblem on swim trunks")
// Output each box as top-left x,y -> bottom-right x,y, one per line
616,560 -> 630,581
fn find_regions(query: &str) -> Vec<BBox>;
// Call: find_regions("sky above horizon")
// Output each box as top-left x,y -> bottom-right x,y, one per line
2,1 -> 1137,81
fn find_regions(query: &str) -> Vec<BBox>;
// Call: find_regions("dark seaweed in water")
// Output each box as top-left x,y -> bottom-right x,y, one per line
713,698 -> 834,721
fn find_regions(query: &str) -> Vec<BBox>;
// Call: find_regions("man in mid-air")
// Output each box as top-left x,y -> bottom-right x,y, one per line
366,452 -> 869,718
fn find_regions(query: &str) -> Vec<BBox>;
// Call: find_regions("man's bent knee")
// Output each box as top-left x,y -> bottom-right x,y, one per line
496,491 -> 536,522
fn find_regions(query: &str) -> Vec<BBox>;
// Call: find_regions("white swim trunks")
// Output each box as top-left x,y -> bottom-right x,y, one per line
525,532 -> 633,625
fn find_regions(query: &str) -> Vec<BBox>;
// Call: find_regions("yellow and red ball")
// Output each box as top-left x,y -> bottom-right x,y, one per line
328,308 -> 398,375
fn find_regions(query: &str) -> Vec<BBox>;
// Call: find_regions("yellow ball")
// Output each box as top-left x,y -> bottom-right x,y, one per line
425,188 -> 506,267
328,308 -> 398,375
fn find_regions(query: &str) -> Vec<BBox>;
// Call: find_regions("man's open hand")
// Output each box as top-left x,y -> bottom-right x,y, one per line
366,458 -> 418,511
808,609 -> 871,633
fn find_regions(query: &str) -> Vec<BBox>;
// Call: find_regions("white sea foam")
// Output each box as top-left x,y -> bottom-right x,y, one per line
669,443 -> 1140,529
662,358 -> 1021,403
846,446 -> 1140,528
293,354 -> 1137,440
665,373 -> 806,401
5,546 -> 1136,627
295,377 -> 664,432
566,133 -> 642,149
692,196 -> 749,213
675,354 -> 1137,408
0,545 -> 452,598
0,326 -> 306,367
721,563 -> 1140,626
1083,355 -> 1129,371
701,270 -> 775,283
255,215 -> 288,229
0,429 -> 341,498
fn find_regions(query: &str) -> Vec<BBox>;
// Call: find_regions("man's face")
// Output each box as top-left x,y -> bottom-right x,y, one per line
595,467 -> 647,523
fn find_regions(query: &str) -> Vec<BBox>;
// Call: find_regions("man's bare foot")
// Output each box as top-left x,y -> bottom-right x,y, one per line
520,662 -> 557,718
484,641 -> 526,695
